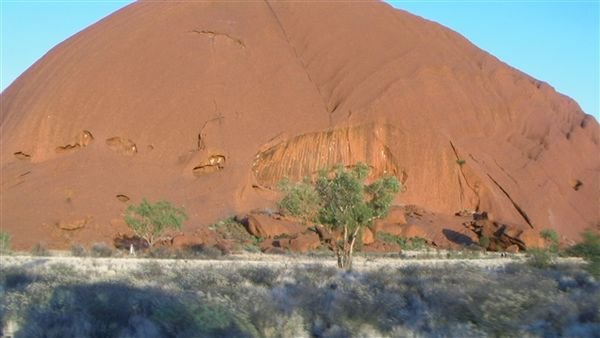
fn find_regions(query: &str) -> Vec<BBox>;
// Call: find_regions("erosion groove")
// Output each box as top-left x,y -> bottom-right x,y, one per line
253,123 -> 399,187
449,141 -> 480,211
263,0 -> 331,116
487,173 -> 534,228
191,30 -> 246,48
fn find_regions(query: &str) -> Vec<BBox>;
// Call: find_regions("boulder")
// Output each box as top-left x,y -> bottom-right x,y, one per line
362,227 -> 375,245
519,230 -> 547,249
289,232 -> 321,252
363,241 -> 401,253
400,224 -> 428,239
385,206 -> 408,225
172,234 -> 200,247
246,213 -> 306,238
506,244 -> 519,253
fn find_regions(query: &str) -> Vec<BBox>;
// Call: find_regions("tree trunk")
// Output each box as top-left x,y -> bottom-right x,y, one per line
336,226 -> 361,270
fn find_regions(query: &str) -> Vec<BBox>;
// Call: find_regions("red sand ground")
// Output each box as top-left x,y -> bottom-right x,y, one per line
1,0 -> 598,250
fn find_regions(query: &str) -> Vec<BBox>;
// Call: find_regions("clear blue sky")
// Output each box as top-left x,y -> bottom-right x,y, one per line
1,1 -> 598,120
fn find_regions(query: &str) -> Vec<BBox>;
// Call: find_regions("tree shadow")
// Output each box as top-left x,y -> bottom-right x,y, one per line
442,229 -> 475,246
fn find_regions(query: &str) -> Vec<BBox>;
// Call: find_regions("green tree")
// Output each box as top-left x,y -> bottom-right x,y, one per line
124,199 -> 188,248
278,177 -> 320,221
317,164 -> 400,269
278,164 -> 401,269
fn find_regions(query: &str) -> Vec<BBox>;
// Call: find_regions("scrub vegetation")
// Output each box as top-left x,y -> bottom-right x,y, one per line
1,258 -> 598,337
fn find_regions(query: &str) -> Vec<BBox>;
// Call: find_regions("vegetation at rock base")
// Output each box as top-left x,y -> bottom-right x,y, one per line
30,243 -> 49,257
279,163 -> 401,269
124,198 -> 188,248
566,231 -> 600,277
1,260 -> 598,337
376,232 -> 428,251
0,231 -> 10,254
540,229 -> 560,253
478,235 -> 490,249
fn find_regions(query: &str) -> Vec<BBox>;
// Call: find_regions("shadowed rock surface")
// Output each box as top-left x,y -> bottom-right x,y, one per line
1,0 -> 598,249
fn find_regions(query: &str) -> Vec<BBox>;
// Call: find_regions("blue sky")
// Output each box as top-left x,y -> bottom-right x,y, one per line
1,1 -> 598,119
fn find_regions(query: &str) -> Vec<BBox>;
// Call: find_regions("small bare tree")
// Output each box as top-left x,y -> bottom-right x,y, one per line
124,198 -> 188,248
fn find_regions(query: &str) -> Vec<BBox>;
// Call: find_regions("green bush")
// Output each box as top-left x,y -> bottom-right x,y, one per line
277,177 -> 320,221
540,229 -> 560,253
124,198 -> 188,248
209,216 -> 259,252
90,242 -> 113,257
566,231 -> 600,277
70,244 -> 87,257
0,230 -> 10,253
527,248 -> 555,269
377,232 -> 428,250
479,235 -> 490,249
31,243 -> 49,256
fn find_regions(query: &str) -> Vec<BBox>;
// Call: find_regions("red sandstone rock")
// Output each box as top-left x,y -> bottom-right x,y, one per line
519,230 -> 547,249
363,241 -> 401,253
362,227 -> 375,245
246,214 -> 306,239
385,206 -> 408,225
401,224 -> 428,239
0,1 -> 597,249
289,232 -> 321,252
506,244 -> 519,253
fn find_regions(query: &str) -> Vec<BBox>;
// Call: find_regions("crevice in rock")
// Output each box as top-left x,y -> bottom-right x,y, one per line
116,194 -> 130,202
13,151 -> 31,160
449,141 -> 480,211
55,130 -> 94,154
193,154 -> 226,177
486,173 -> 534,228
263,0 -> 331,117
190,30 -> 246,48
493,158 -> 518,185
197,114 -> 224,151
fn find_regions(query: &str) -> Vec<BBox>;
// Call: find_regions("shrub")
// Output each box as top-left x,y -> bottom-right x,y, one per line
0,230 -> 10,253
479,235 -> 490,249
70,244 -> 87,257
377,232 -> 427,251
144,246 -> 174,259
2,259 -> 599,337
566,231 -> 600,277
277,177 -> 320,221
540,229 -> 560,253
209,217 -> 259,252
90,242 -> 113,257
124,198 -> 188,248
31,243 -> 49,256
527,248 -> 555,269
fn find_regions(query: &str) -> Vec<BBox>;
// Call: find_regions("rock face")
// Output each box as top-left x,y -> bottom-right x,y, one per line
1,0 -> 598,249
245,214 -> 307,239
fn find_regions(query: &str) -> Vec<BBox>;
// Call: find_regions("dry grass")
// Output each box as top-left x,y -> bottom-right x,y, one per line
1,253 -> 597,337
